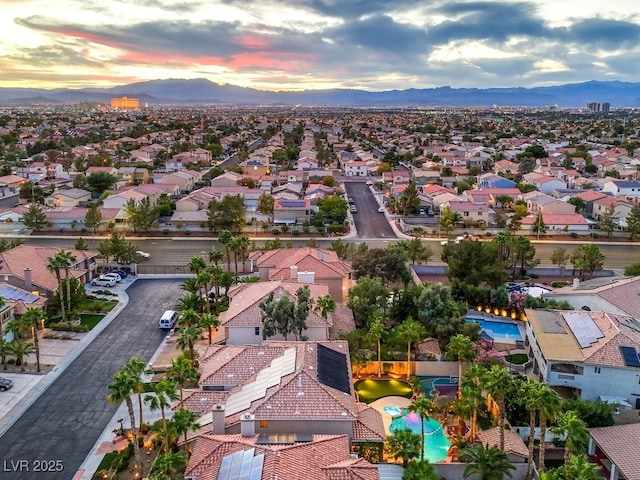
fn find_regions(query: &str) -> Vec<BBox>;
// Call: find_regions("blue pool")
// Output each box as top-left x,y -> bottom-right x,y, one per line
419,376 -> 458,398
388,409 -> 451,462
466,318 -> 523,342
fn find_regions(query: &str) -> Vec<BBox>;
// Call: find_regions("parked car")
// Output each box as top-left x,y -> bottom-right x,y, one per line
366,180 -> 373,186
0,377 -> 13,391
378,206 -> 385,213
135,250 -> 150,258
114,270 -> 128,278
91,277 -> 116,287
350,205 -> 357,213
101,273 -> 121,282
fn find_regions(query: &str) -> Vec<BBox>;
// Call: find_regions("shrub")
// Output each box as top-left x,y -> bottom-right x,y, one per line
163,229 -> 170,235
291,229 -> 300,236
185,230 -> 191,235
271,228 -> 281,235
49,322 -> 90,332
570,232 -> 578,238
551,281 -> 569,288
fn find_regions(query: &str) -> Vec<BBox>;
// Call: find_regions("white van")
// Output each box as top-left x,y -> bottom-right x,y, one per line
158,310 -> 179,330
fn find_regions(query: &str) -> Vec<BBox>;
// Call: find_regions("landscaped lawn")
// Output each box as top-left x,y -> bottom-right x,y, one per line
505,353 -> 528,365
76,298 -> 118,313
354,378 -> 413,403
80,314 -> 105,330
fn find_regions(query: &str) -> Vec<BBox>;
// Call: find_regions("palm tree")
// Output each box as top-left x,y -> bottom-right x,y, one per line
166,354 -> 199,402
208,247 -> 224,267
176,325 -> 203,364
58,250 -> 77,315
445,334 -> 475,399
395,317 -> 426,379
0,339 -> 9,370
518,380 -> 543,479
178,308 -> 199,328
199,312 -> 219,345
227,235 -> 243,277
385,428 -> 423,467
150,451 -> 186,480
551,410 -> 589,464
561,454 -> 600,480
187,256 -> 206,276
169,407 -> 200,454
483,364 -> 514,451
537,384 -> 562,472
175,292 -> 204,314
196,270 -> 213,314
179,277 -> 201,295
452,386 -> 476,438
124,357 -> 147,431
459,442 -> 516,480
217,229 -> 233,273
314,294 -> 336,340
365,311 -> 385,377
408,396 -> 433,460
402,459 -> 438,480
20,307 -> 44,373
108,369 -> 142,471
144,379 -> 179,453
8,339 -> 35,372
47,254 -> 66,321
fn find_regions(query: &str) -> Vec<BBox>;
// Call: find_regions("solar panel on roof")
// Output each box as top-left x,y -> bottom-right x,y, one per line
317,344 -> 351,394
563,312 -> 604,348
619,346 -> 640,367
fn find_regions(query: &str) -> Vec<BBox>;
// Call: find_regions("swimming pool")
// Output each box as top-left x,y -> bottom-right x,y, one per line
466,318 -> 523,342
388,409 -> 451,462
419,376 -> 458,398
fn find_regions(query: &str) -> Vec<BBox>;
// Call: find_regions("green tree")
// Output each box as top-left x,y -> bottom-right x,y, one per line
107,368 -> 142,472
84,203 -> 102,234
47,253 -> 67,321
56,249 -> 77,316
598,204 -> 618,238
74,237 -> 89,250
86,171 -> 117,194
551,411 -> 589,464
518,380 -> 543,479
571,244 -> 605,280
440,205 -> 461,236
626,205 -> 640,240
347,276 -> 390,327
207,195 -> 246,232
314,294 -> 336,340
495,195 -> 513,209
217,229 -> 233,272
402,459 -> 438,480
96,232 -> 137,264
257,192 -> 274,214
177,325 -> 203,364
443,240 -> 508,287
551,247 -> 569,277
459,442 -> 516,480
556,454 -> 601,480
200,312 -> 220,345
445,334 -> 475,399
22,202 -> 48,232
168,407 -> 200,455
397,238 -> 433,265
484,364 -> 514,451
385,428 -> 423,467
145,379 -> 179,453
461,364 -> 487,440
365,311 -> 386,378
395,317 -> 426,379
150,452 -> 186,480
397,182 -> 421,216
408,396 -> 434,460
318,194 -> 348,223
568,197 -> 587,213
352,247 -> 411,287
537,383 -> 562,472
19,308 -> 43,373
166,354 -> 199,402
532,212 -> 546,236
8,338 -> 35,372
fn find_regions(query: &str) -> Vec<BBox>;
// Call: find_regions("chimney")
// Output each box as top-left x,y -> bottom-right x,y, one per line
211,404 -> 225,434
572,277 -> 580,288
290,265 -> 298,280
297,271 -> 315,285
240,413 -> 255,436
24,267 -> 33,290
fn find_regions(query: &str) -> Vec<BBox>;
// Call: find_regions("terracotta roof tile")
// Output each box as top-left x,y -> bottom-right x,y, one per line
476,427 -> 528,457
590,423 -> 640,480
352,403 -> 386,442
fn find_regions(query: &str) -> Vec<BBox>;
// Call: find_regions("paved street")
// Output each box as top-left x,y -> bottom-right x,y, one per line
0,279 -> 183,480
344,183 -> 396,239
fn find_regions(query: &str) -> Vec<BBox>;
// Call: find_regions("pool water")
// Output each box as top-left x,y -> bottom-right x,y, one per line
389,409 -> 451,462
419,376 -> 458,398
466,318 -> 523,342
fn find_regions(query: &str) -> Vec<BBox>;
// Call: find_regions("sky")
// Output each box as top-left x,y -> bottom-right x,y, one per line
1,0 -> 639,92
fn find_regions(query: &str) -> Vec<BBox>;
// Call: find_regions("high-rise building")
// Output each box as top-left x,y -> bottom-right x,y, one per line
110,96 -> 140,109
587,102 -> 601,112
602,102 -> 611,114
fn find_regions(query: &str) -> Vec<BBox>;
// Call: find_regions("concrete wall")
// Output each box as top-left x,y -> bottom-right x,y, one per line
432,462 -> 529,480
355,361 -> 458,378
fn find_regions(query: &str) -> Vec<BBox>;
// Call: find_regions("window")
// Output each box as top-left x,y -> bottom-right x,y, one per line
594,367 -> 601,374
254,327 -> 260,336
260,419 -> 268,428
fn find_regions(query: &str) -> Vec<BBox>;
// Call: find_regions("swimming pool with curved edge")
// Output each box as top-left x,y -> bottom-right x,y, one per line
388,408 -> 451,462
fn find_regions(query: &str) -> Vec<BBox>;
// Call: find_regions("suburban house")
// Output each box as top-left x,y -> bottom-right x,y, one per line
524,308 -> 640,407
116,167 -> 149,186
0,245 -> 98,301
272,198 -> 311,225
520,213 -> 589,233
156,169 -> 200,192
588,423 -> 640,480
477,173 -> 516,189
217,280 -> 331,345
179,340 -> 385,473
521,173 -> 567,194
522,191 -> 576,215
249,247 -> 352,303
0,283 -> 47,342
343,160 -> 371,177
602,180 -> 640,200
592,196 -> 633,225
445,200 -> 490,226
210,171 -> 243,187
44,188 -> 91,208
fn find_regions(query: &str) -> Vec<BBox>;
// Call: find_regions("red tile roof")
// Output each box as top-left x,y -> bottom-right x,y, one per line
590,423 -> 640,480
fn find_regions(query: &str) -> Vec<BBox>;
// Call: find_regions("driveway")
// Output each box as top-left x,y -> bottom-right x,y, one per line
0,279 -> 183,480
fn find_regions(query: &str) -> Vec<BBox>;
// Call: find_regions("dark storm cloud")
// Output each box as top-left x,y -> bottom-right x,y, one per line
560,18 -> 640,49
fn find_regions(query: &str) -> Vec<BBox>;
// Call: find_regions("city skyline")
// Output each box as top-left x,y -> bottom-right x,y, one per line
1,0 -> 639,92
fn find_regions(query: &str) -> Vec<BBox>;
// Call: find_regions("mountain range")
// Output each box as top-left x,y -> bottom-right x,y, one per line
1,78 -> 639,107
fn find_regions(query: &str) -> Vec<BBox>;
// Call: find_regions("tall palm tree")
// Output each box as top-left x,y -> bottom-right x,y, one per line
314,294 -> 336,340
408,396 -> 434,460
58,250 -> 77,315
537,384 -> 562,472
459,442 -> 516,480
227,235 -> 243,277
518,380 -> 543,479
108,369 -> 142,471
20,307 -> 44,373
178,308 -> 199,328
196,270 -> 213,314
175,292 -> 204,314
179,278 -> 201,295
402,459 -> 438,480
166,354 -> 199,402
395,317 -> 426,379
199,312 -> 219,345
0,339 -> 9,370
144,379 -> 179,453
150,451 -> 186,480
385,428 -> 423,467
445,334 -> 476,399
461,364 -> 487,441
8,339 -> 35,372
208,247 -> 224,267
217,229 -> 233,273
177,325 -> 203,365
187,256 -> 206,276
551,410 -> 589,464
365,311 -> 385,377
124,357 -> 147,430
483,364 -> 514,451
169,407 -> 200,455
452,386 -> 476,438
561,454 -> 600,480
46,254 -> 66,321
